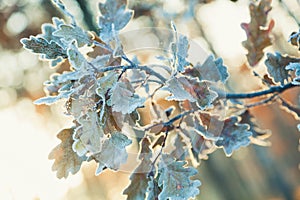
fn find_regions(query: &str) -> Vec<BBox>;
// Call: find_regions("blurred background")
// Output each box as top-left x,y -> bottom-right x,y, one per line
0,0 -> 300,199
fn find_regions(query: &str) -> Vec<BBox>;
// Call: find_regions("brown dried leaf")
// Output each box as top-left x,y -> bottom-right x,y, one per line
241,0 -> 274,66
48,128 -> 86,179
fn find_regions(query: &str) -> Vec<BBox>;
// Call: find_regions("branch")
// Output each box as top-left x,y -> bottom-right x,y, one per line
218,83 -> 298,99
75,0 -> 98,32
278,0 -> 300,26
93,41 -> 167,83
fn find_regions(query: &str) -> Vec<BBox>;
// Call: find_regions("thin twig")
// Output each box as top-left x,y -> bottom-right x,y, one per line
278,0 -> 300,26
218,83 -> 298,99
93,41 -> 167,82
277,96 -> 300,119
75,0 -> 98,32
193,16 -> 217,56
245,93 -> 278,108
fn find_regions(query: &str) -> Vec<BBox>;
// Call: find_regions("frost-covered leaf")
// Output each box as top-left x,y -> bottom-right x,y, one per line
241,0 -> 274,66
48,128 -> 86,179
34,91 -> 72,105
73,111 -> 104,156
98,0 -> 133,42
53,24 -> 92,47
123,137 -> 153,200
162,77 -> 195,102
92,131 -> 132,175
39,17 -> 65,47
109,80 -> 146,114
286,62 -> 300,85
157,154 -> 201,200
52,0 -> 76,25
66,97 -> 95,118
214,116 -> 252,156
171,35 -> 190,73
162,77 -> 217,110
67,43 -> 89,70
186,55 -> 229,83
265,52 -> 300,85
91,55 -> 111,68
21,36 -> 67,59
240,110 -> 271,146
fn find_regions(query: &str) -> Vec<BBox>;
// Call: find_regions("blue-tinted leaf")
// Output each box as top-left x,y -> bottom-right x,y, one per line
53,24 -> 92,47
39,18 -> 65,46
192,55 -> 229,83
21,36 -> 67,59
52,0 -> 76,25
98,0 -> 133,42
158,154 -> 201,200
50,57 -> 64,67
34,89 -> 73,105
265,52 -> 300,85
215,116 -> 252,156
93,132 -> 132,175
286,62 -> 300,85
171,34 -> 190,73
48,128 -> 86,179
